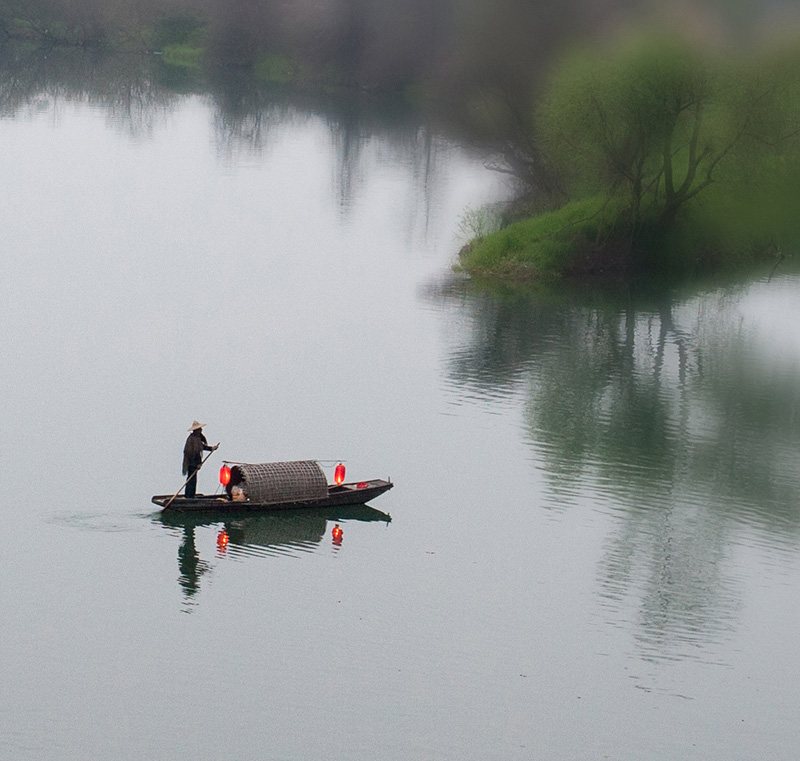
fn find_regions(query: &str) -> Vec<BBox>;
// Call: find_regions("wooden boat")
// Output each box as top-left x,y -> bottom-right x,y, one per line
153,460 -> 392,512
153,478 -> 393,512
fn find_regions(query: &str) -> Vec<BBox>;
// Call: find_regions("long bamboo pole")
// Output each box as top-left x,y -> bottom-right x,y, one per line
163,443 -> 220,509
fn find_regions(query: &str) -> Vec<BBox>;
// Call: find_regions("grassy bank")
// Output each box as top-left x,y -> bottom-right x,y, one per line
457,194 -> 792,288
459,32 -> 800,289
457,197 -> 625,283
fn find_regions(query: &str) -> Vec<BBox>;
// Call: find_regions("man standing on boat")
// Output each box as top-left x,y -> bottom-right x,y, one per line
183,421 -> 218,498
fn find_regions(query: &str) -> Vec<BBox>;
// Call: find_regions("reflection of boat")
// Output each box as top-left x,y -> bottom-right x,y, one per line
153,460 -> 393,512
157,504 -> 392,532
156,505 -> 392,560
156,504 -> 391,611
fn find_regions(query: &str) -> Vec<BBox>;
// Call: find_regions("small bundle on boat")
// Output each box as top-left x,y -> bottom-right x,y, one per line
225,460 -> 328,505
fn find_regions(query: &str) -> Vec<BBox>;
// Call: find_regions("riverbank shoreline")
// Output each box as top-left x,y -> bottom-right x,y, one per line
456,194 -> 795,291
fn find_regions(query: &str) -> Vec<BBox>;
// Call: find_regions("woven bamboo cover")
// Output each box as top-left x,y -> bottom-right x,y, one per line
235,461 -> 328,504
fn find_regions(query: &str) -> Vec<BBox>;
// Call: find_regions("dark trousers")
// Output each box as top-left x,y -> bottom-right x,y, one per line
185,468 -> 199,498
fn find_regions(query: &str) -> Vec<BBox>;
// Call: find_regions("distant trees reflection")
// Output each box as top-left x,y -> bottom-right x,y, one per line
0,45 -> 459,215
0,45 -> 178,134
435,278 -> 800,528
432,276 -> 800,660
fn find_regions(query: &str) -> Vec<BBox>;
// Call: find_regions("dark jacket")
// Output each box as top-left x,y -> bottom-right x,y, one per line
183,430 -> 211,475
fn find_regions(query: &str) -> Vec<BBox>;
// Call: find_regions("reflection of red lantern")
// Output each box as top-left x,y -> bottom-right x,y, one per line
334,463 -> 346,485
332,524 -> 343,545
219,465 -> 231,486
357,482 -> 368,489
217,530 -> 229,552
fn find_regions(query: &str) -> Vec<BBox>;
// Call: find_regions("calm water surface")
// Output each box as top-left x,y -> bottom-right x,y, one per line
1,60 -> 800,761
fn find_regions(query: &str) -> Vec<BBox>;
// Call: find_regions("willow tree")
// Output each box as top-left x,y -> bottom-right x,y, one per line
538,36 -> 761,235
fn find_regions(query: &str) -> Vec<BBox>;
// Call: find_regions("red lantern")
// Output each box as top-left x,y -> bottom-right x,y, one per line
334,463 -> 346,485
219,465 -> 231,486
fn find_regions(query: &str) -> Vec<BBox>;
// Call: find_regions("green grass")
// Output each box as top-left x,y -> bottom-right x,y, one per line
458,189 -> 796,288
254,54 -> 295,84
160,43 -> 204,68
458,195 -> 628,282
253,55 -> 344,88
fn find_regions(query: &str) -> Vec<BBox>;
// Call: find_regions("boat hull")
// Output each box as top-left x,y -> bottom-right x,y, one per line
153,479 -> 393,512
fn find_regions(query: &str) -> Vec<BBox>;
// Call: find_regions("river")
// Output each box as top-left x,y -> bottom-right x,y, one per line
1,53 -> 800,761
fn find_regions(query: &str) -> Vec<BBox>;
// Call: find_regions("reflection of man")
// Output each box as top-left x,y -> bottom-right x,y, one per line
182,421 -> 217,498
177,525 -> 211,611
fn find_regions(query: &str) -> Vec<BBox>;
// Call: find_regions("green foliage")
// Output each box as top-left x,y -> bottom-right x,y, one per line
252,55 -> 342,87
539,34 -> 724,223
459,195 -> 629,281
544,32 -> 800,230
148,13 -> 208,68
152,12 -> 206,50
457,205 -> 503,242
161,44 -> 203,68
462,30 -> 800,283
717,40 -> 800,249
253,54 -> 295,84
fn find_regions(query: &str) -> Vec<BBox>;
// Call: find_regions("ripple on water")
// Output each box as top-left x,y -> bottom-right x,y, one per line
43,511 -> 147,533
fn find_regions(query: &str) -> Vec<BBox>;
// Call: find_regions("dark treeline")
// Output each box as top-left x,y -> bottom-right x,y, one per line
3,0 -> 799,232
2,1 -> 795,97
2,0 -> 798,190
0,0 -> 626,88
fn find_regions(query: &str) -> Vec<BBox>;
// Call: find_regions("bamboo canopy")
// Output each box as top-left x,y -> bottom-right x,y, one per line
230,461 -> 328,505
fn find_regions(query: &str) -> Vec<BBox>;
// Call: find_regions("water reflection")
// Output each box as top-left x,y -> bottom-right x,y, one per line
0,44 -> 468,219
176,524 -> 209,605
156,506 -> 391,610
430,273 -> 800,662
0,45 -> 179,136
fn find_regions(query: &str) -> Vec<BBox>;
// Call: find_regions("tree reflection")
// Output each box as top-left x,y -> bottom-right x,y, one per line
432,274 -> 800,660
206,71 -> 292,161
204,70 -> 446,220
0,45 -> 178,136
0,46 -> 463,219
